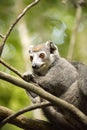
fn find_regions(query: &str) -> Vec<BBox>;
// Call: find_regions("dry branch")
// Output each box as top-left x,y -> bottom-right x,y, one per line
1,102 -> 51,127
0,0 -> 40,57
0,71 -> 87,129
0,34 -> 4,39
0,106 -> 55,130
0,58 -> 23,79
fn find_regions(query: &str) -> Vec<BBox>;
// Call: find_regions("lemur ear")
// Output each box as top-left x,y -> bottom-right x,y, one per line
46,41 -> 57,54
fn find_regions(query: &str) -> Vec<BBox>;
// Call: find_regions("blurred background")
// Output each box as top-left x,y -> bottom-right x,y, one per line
0,0 -> 87,129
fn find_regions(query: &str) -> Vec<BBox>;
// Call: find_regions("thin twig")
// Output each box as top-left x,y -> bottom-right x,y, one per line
0,58 -> 23,79
67,5 -> 82,60
0,102 -> 51,128
0,0 -> 40,57
0,34 -> 4,39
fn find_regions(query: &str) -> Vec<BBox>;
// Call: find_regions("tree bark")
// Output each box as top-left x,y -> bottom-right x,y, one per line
0,106 -> 56,130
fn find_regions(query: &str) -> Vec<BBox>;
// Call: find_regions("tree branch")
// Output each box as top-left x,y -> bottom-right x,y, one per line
0,58 -> 23,79
0,71 -> 87,129
0,0 -> 40,57
1,102 -> 51,127
0,34 -> 4,39
0,106 -> 56,130
67,4 -> 82,60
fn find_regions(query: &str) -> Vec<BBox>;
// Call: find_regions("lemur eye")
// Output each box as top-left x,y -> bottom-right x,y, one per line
30,55 -> 33,61
39,53 -> 45,58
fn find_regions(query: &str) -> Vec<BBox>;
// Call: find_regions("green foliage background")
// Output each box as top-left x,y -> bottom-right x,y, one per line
0,0 -> 87,130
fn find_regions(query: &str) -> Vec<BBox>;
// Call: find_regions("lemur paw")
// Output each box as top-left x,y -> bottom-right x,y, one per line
31,96 -> 41,104
23,71 -> 34,82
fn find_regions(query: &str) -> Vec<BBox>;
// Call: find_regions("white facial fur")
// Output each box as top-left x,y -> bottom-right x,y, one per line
30,50 -> 46,68
29,42 -> 60,75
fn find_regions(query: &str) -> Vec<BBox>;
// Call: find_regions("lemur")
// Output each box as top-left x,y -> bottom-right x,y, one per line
23,41 -> 87,129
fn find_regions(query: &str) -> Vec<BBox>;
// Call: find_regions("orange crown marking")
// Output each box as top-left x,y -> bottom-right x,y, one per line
32,44 -> 45,52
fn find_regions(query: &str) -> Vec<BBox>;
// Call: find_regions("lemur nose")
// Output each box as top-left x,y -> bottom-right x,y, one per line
32,64 -> 39,69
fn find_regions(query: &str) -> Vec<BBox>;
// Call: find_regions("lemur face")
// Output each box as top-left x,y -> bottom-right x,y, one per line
29,44 -> 49,72
29,41 -> 59,75
29,50 -> 47,70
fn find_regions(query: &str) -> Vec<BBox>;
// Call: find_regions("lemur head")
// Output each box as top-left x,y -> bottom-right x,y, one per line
29,41 -> 60,75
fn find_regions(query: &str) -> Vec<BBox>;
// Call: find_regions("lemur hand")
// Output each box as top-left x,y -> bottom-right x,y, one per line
23,71 -> 34,82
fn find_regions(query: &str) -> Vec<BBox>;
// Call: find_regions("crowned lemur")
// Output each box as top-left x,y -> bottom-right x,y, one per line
23,41 -> 87,129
